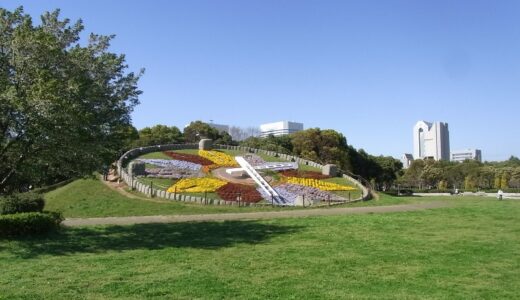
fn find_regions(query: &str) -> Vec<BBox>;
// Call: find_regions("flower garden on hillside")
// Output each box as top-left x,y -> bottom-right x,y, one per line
133,150 -> 359,205
282,177 -> 356,191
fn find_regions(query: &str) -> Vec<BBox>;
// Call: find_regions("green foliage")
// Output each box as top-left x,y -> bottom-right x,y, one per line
132,125 -> 183,147
500,172 -> 511,189
464,175 -> 477,190
291,128 -> 349,169
0,211 -> 63,237
438,180 -> 448,190
183,121 -> 235,145
0,7 -> 142,193
0,192 -> 45,215
240,135 -> 293,154
400,158 -> 520,190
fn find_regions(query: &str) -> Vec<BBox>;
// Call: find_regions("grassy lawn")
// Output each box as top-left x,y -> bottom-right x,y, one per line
137,152 -> 173,160
2,197 -> 519,298
44,178 -> 282,218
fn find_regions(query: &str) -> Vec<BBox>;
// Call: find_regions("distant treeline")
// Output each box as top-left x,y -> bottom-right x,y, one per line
111,121 -> 520,192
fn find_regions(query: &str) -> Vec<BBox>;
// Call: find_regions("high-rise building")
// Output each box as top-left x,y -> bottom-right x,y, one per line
413,121 -> 450,161
260,121 -> 303,137
401,153 -> 414,169
451,149 -> 482,162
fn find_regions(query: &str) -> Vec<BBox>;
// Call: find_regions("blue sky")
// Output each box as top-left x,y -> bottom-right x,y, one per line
3,0 -> 520,161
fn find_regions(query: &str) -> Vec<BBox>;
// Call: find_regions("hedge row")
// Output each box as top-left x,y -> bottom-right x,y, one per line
0,212 -> 63,237
0,193 -> 45,215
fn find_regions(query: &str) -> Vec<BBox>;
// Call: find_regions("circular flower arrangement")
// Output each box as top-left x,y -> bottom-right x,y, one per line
133,150 -> 358,205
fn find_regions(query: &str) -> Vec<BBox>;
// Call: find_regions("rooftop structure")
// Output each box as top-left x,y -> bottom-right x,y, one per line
260,121 -> 303,138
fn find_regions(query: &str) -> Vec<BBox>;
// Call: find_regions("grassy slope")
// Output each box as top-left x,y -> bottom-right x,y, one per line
2,197 -> 519,298
44,178 -> 281,218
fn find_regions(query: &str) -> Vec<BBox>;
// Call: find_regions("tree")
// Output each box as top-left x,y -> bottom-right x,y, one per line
240,135 -> 292,154
0,7 -> 143,193
133,125 -> 183,147
183,121 -> 236,145
291,128 -> 350,170
509,167 -> 520,189
371,155 -> 402,188
500,171 -> 511,189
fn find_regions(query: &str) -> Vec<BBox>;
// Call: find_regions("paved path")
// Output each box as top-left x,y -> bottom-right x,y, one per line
63,201 -> 449,227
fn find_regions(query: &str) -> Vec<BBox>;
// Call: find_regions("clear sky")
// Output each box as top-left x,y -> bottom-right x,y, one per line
3,0 -> 520,161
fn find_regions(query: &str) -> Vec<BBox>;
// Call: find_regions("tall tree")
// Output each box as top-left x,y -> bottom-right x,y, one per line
0,7 -> 143,193
291,128 -> 349,169
183,121 -> 235,145
133,125 -> 183,147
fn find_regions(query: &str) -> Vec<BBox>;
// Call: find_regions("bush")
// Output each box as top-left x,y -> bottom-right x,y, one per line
0,212 -> 63,237
0,193 -> 45,215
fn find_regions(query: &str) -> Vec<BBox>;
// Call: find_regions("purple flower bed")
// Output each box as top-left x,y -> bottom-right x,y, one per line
243,154 -> 265,167
138,159 -> 202,171
257,183 -> 345,204
146,168 -> 201,179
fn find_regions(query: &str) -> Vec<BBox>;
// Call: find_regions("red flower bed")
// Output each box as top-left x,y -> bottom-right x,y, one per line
163,151 -> 214,165
216,183 -> 263,203
279,170 -> 331,179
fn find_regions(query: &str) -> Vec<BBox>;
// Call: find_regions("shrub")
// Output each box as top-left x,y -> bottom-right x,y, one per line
0,193 -> 45,215
0,212 -> 63,237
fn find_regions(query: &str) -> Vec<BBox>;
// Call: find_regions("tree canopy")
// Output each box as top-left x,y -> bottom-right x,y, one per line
0,7 -> 143,193
132,125 -> 183,147
183,121 -> 234,145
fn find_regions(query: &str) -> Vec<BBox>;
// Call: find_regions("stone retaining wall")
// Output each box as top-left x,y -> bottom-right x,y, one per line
117,143 -> 370,207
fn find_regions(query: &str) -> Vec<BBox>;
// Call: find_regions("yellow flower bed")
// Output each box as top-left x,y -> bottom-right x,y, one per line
283,177 -> 356,191
167,178 -> 227,193
198,150 -> 238,167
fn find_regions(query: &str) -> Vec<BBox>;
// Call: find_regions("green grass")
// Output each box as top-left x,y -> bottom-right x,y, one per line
136,177 -> 177,189
137,152 -> 173,160
2,197 -> 519,298
44,178 -> 282,218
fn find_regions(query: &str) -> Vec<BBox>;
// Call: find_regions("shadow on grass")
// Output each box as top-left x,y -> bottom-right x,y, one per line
3,221 -> 302,259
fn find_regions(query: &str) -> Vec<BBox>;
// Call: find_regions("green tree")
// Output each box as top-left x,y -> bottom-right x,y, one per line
133,125 -> 183,147
438,180 -> 448,190
500,172 -> 511,189
494,172 -> 502,189
240,135 -> 292,154
464,175 -> 477,190
291,128 -> 349,170
0,7 -> 142,193
509,167 -> 520,189
183,121 -> 235,145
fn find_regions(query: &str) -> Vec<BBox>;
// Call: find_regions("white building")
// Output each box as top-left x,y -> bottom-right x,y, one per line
451,149 -> 482,162
413,121 -> 450,161
401,153 -> 414,169
260,121 -> 303,137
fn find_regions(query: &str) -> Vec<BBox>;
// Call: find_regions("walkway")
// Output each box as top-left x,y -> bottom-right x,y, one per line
63,201 -> 449,227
